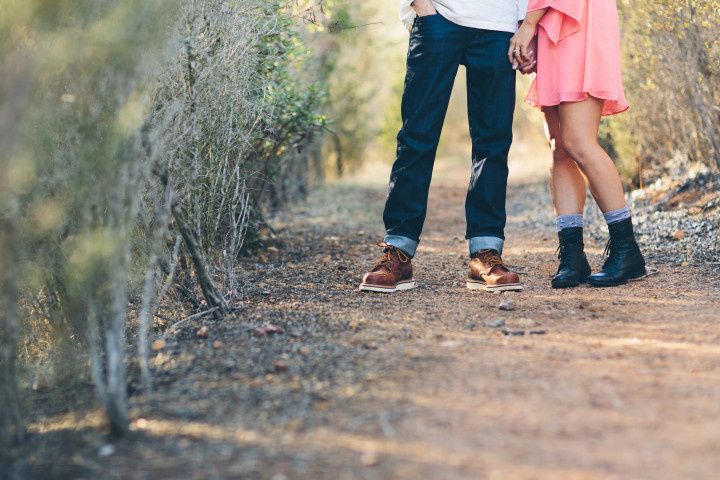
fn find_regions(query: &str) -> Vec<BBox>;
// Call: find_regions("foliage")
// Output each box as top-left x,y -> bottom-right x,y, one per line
1,0 -> 334,440
613,0 -> 720,184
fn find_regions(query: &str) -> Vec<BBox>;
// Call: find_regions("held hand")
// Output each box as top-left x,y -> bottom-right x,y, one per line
411,0 -> 437,17
508,21 -> 538,70
518,36 -> 538,74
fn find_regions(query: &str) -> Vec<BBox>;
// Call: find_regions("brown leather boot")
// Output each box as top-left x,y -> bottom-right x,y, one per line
359,241 -> 416,293
467,249 -> 523,292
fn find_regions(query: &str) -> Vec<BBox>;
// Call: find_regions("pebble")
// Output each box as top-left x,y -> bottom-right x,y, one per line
272,360 -> 289,372
516,318 -> 540,328
498,300 -> 515,311
486,319 -> 505,328
98,445 -> 115,457
501,329 -> 525,336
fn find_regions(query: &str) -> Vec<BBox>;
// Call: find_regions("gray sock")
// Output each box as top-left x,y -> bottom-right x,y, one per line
603,204 -> 631,225
555,214 -> 584,232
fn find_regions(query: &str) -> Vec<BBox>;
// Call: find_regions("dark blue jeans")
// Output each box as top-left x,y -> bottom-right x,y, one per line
383,13 -> 516,257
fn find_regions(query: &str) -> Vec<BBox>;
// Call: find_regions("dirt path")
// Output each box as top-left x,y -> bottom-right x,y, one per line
24,160 -> 720,480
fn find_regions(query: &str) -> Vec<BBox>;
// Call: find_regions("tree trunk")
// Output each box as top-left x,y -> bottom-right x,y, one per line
0,215 -> 24,450
173,206 -> 227,319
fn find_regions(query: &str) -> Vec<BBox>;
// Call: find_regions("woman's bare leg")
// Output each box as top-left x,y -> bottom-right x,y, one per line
543,106 -> 586,216
555,97 -> 646,287
557,97 -> 626,213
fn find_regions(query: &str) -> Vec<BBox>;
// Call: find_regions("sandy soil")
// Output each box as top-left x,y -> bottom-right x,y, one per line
16,159 -> 720,480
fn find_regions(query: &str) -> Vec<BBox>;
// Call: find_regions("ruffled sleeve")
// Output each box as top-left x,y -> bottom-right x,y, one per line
528,0 -> 584,44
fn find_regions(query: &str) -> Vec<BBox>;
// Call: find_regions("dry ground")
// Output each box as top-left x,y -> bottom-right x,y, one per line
16,158 -> 720,480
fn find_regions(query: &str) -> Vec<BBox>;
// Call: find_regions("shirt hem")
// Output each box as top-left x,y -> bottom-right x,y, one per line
435,6 -> 519,32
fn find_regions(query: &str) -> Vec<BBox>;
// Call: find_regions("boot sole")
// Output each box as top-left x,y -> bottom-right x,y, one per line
587,267 -> 649,288
551,274 -> 591,289
466,279 -> 524,292
551,279 -> 584,289
359,279 -> 417,293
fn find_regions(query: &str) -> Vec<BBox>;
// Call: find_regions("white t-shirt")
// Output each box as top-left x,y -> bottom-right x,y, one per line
400,0 -> 528,33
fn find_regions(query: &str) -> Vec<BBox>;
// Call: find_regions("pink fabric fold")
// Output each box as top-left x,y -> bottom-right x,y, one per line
529,0 -> 584,44
525,0 -> 629,116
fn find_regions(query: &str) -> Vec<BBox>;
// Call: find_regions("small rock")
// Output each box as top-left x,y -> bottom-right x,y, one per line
272,360 -> 289,372
486,319 -> 505,329
529,330 -> 547,335
498,300 -> 515,311
196,326 -> 209,339
516,318 -> 540,328
151,339 -> 166,352
98,445 -> 115,457
361,449 -> 379,467
212,340 -> 224,349
672,229 -> 685,241
501,329 -> 525,336
267,246 -> 280,254
253,324 -> 285,337
466,321 -> 478,331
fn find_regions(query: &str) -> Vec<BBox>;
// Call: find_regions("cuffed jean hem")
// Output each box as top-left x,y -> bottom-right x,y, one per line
468,236 -> 504,257
384,235 -> 419,258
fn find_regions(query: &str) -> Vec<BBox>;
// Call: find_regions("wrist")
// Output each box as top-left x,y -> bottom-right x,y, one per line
412,0 -> 436,15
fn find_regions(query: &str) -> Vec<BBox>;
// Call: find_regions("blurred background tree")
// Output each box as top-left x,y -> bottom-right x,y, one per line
610,0 -> 720,185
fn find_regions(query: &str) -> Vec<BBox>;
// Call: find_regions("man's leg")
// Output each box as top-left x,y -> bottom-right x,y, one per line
383,14 -> 464,257
463,29 -> 516,256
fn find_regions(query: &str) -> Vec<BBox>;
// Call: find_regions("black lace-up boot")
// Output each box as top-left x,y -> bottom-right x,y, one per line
588,218 -> 646,287
552,227 -> 591,289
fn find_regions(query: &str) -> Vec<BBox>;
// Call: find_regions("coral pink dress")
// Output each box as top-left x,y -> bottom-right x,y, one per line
525,0 -> 629,116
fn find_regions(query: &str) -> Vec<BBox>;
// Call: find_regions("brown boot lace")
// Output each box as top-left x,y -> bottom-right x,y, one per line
373,241 -> 410,271
475,249 -> 505,271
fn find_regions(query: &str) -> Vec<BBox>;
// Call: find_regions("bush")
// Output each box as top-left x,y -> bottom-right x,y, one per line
614,0 -> 720,184
1,0 -> 333,439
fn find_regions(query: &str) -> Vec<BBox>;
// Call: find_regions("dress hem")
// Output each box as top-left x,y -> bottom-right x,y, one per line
525,92 -> 629,117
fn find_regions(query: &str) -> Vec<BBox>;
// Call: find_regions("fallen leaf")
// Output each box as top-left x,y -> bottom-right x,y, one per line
672,229 -> 685,241
151,339 -> 166,352
253,324 -> 285,337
